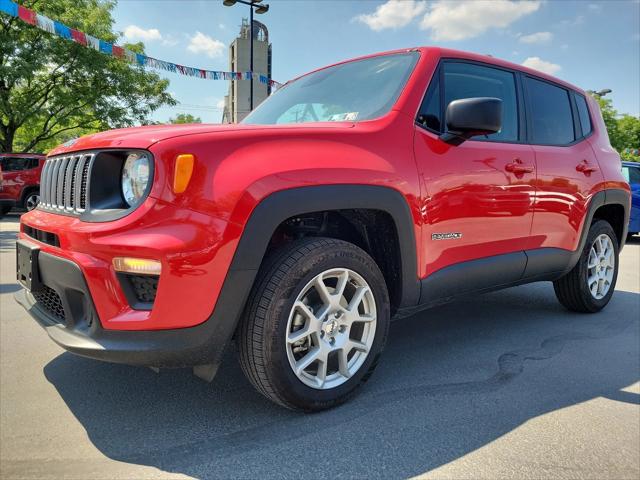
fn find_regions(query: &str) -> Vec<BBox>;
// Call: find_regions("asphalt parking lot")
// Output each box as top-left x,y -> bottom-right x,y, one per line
1,211 -> 638,480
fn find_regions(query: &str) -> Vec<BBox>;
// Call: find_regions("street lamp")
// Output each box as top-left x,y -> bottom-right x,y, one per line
223,0 -> 270,112
588,88 -> 612,97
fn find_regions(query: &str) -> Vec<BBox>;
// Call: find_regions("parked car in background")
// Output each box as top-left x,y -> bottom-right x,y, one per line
622,161 -> 640,237
0,153 -> 46,216
14,47 -> 630,411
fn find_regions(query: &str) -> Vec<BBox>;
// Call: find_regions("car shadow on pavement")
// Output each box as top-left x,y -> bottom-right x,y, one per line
44,283 -> 639,479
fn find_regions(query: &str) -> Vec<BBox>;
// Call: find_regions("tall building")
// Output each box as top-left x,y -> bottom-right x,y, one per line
222,19 -> 272,123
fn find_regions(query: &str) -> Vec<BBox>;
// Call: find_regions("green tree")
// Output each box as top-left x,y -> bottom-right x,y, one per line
0,0 -> 176,153
592,96 -> 640,161
168,113 -> 202,124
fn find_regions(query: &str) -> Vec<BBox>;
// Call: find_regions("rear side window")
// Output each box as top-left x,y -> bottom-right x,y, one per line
525,77 -> 575,145
0,157 -> 36,171
575,93 -> 592,136
417,62 -> 519,142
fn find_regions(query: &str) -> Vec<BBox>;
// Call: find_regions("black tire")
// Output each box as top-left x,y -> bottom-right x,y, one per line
238,237 -> 390,412
553,220 -> 619,313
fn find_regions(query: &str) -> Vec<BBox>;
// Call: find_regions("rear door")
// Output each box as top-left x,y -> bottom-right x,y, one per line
523,78 -> 604,259
413,60 -> 536,279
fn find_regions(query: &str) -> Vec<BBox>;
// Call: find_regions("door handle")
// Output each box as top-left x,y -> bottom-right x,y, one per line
576,161 -> 598,174
505,160 -> 534,174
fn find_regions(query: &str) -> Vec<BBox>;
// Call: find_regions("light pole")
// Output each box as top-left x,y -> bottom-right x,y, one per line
587,88 -> 612,98
223,0 -> 270,112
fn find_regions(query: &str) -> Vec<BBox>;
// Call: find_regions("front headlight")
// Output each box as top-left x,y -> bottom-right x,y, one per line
121,153 -> 150,207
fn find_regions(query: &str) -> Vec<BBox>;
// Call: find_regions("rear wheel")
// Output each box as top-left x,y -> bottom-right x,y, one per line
238,237 -> 390,411
553,220 -> 619,313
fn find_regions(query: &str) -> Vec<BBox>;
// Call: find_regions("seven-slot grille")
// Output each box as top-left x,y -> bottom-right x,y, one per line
39,153 -> 94,213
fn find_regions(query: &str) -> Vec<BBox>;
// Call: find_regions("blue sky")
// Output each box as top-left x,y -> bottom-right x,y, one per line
112,0 -> 640,123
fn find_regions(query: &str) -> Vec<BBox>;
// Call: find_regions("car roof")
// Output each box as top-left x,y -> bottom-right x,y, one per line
285,46 -> 588,96
0,153 -> 45,158
622,161 -> 639,167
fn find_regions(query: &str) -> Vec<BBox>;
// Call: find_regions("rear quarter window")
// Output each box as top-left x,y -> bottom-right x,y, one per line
574,93 -> 592,137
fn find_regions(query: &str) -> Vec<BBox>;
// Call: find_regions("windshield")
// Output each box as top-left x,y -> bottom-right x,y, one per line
242,52 -> 420,125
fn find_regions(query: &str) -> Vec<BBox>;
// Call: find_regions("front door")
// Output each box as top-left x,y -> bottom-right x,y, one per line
413,60 -> 536,284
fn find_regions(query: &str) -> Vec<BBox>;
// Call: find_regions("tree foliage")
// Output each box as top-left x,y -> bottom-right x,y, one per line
0,0 -> 176,153
168,113 -> 202,124
592,96 -> 640,162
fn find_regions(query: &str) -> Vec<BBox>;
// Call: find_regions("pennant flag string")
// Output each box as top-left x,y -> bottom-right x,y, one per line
0,0 -> 283,89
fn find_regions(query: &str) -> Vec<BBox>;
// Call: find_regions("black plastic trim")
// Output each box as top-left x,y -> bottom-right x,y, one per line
416,188 -> 631,308
15,185 -> 420,368
15,186 -> 629,369
116,272 -> 156,310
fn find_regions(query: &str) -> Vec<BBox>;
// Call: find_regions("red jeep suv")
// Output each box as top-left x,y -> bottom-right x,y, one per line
0,153 -> 45,216
15,48 -> 630,411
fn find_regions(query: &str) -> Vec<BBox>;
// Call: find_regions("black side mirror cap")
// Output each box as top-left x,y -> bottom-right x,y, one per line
440,97 -> 503,145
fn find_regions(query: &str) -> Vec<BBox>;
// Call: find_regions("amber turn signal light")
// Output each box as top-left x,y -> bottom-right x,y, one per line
113,257 -> 162,275
173,154 -> 195,194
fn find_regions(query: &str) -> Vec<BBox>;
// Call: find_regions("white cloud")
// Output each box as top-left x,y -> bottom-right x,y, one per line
216,99 -> 226,109
354,0 -> 427,31
420,0 -> 541,41
522,56 -> 561,75
187,32 -> 225,58
588,3 -> 602,12
558,15 -> 585,27
123,25 -> 162,42
519,31 -> 553,44
218,23 -> 226,30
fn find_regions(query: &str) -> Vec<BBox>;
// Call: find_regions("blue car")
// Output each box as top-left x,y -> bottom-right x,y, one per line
622,161 -> 640,237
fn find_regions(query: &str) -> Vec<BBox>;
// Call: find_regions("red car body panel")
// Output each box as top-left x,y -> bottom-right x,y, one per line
0,153 -> 45,208
19,47 -> 630,336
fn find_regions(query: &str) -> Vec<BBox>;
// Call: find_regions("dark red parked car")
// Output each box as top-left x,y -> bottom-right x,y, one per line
15,48 -> 630,411
0,153 -> 46,216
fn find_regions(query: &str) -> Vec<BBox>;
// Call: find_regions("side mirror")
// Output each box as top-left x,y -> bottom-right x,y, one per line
440,97 -> 503,145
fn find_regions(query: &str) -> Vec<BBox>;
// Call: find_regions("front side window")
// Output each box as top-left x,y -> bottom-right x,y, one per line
417,62 -> 519,142
243,52 -> 419,125
574,93 -> 592,137
525,77 -> 575,145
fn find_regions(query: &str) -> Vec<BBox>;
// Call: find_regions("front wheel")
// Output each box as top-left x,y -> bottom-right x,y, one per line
23,191 -> 40,211
238,237 -> 390,411
553,220 -> 619,313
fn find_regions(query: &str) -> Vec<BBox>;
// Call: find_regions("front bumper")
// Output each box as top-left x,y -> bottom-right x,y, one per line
14,247 -> 251,367
15,289 -> 226,367
14,195 -> 254,368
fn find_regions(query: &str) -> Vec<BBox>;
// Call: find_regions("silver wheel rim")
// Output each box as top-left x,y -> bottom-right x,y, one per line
587,233 -> 615,299
26,194 -> 39,211
285,268 -> 377,390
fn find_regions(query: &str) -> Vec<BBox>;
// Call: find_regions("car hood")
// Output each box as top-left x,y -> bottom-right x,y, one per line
47,122 -> 355,157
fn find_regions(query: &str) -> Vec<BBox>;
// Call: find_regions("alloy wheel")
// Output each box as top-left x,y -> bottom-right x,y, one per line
285,268 -> 377,390
25,193 -> 40,211
587,233 -> 615,299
